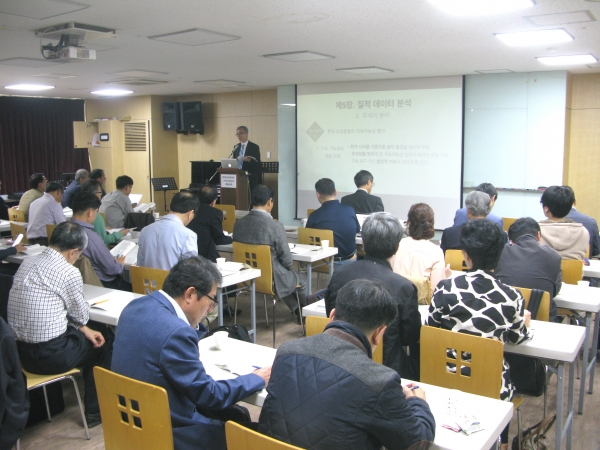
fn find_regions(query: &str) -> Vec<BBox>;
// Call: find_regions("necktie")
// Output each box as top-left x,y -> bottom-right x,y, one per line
238,144 -> 245,169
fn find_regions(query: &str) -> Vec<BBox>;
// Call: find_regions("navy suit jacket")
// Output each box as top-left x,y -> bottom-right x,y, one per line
340,189 -> 384,214
187,203 -> 233,262
307,200 -> 360,259
233,141 -> 261,189
566,208 -> 600,256
112,291 -> 265,450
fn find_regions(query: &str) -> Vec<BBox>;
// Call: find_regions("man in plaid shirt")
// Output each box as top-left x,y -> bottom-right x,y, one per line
7,222 -> 112,428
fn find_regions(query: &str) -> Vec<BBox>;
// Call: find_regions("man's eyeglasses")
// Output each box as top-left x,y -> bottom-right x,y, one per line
235,132 -> 248,136
200,291 -> 218,310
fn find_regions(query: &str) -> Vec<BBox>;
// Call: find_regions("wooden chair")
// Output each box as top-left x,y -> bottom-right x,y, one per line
225,420 -> 304,450
130,266 -> 169,295
9,223 -> 28,244
45,224 -> 57,241
94,367 -> 174,450
305,316 -> 383,363
307,209 -> 315,217
297,228 -> 334,289
444,249 -> 467,271
8,209 -> 25,223
561,259 -> 584,285
233,242 -> 303,347
514,287 -> 550,322
420,326 -> 522,444
405,275 -> 431,305
214,204 -> 236,234
502,217 -> 518,233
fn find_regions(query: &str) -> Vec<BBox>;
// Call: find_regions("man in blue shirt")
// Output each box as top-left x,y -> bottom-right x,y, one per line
307,178 -> 360,267
453,182 -> 503,228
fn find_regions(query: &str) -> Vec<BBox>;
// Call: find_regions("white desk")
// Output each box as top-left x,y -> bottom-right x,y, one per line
284,225 -> 364,246
583,259 -> 600,278
216,243 -> 338,295
0,220 -> 27,234
84,284 -> 142,326
302,299 -> 328,318
554,282 -> 600,414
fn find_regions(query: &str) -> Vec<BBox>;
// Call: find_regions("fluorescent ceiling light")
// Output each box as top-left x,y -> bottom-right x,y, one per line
90,88 -> 133,96
495,29 -> 573,46
336,66 -> 394,75
195,79 -> 245,86
262,51 -> 334,62
148,28 -> 239,46
109,69 -> 168,77
536,54 -> 597,65
33,73 -> 77,79
475,69 -> 514,74
280,103 -> 296,106
526,11 -> 595,26
428,0 -> 534,16
5,84 -> 55,91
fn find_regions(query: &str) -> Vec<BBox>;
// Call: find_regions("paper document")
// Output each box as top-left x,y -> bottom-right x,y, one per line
21,244 -> 45,255
129,194 -> 142,204
133,202 -> 155,213
12,234 -> 23,247
110,240 -> 137,257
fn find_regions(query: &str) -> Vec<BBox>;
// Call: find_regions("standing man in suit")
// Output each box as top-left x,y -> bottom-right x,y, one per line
340,170 -> 384,214
232,126 -> 262,191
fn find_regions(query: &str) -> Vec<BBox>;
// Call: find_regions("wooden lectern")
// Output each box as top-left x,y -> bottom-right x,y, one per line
217,168 -> 249,211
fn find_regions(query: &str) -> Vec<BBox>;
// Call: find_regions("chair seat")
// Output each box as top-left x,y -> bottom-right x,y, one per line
511,396 -> 524,410
23,368 -> 81,390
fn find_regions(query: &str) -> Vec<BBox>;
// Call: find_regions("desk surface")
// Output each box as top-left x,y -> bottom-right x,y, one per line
554,282 -> 600,312
583,260 -> 600,278
217,242 -> 339,262
284,225 -> 364,246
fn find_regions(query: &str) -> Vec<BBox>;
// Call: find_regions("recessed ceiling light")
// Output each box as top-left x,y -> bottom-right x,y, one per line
33,73 -> 77,79
495,29 -> 573,46
262,51 -> 334,62
195,79 -> 245,86
526,11 -> 595,26
536,54 -> 597,66
428,0 -> 534,16
148,28 -> 240,46
475,69 -> 514,74
336,66 -> 394,75
90,89 -> 133,96
5,84 -> 55,91
109,69 -> 169,77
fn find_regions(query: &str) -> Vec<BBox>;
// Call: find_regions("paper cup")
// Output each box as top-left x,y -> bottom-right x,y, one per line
153,212 -> 160,219
216,258 -> 226,269
321,240 -> 329,249
213,331 -> 229,350
300,218 -> 308,228
578,280 -> 590,289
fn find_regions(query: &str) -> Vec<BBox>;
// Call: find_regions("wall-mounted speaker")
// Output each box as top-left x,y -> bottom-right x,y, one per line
162,102 -> 179,131
179,101 -> 204,135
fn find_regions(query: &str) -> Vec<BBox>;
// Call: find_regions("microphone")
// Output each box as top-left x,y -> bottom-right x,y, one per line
227,144 -> 236,159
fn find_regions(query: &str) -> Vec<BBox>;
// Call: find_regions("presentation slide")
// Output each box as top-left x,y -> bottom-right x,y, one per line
297,77 -> 464,229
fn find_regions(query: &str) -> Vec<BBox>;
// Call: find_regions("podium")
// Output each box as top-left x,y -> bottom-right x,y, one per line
217,168 -> 249,211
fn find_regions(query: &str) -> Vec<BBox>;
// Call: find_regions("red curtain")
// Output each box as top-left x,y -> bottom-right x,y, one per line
0,96 -> 89,194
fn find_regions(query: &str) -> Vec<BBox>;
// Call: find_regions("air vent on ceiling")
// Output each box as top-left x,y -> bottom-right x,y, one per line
124,122 -> 148,152
111,78 -> 169,86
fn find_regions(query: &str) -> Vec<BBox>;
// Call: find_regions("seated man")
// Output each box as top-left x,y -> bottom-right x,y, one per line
81,179 -> 130,246
89,168 -> 107,198
0,242 -> 26,276
495,217 -> 562,322
17,173 -> 47,221
325,213 -> 421,379
307,178 -> 360,266
259,279 -> 435,450
453,182 -> 503,228
61,168 -> 89,208
187,185 -> 233,263
99,175 -> 135,228
112,256 -> 270,450
340,169 -> 384,214
70,192 -> 131,291
234,185 -> 307,320
138,191 -> 199,270
26,181 -> 66,246
539,185 -> 590,259
564,186 -> 600,257
7,222 -> 112,428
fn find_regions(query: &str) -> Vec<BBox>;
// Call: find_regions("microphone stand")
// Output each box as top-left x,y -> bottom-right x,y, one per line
206,145 -> 237,184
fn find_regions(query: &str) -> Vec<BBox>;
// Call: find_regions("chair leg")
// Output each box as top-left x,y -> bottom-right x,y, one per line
295,290 -> 304,335
272,299 -> 276,348
517,406 -> 522,450
67,375 -> 90,440
42,385 -> 51,421
234,293 -> 238,325
264,294 -> 269,328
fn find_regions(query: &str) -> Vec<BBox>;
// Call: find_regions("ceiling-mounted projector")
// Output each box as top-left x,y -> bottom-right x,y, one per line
47,46 -> 96,62
35,22 -> 114,62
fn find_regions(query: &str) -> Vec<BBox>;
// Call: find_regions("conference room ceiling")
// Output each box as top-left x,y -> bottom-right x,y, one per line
0,0 -> 599,99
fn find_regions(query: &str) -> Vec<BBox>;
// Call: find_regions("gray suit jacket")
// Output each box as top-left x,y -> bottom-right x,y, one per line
233,210 -> 298,298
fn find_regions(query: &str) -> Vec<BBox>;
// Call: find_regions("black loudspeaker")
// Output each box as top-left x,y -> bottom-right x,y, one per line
162,102 -> 179,131
180,101 -> 204,135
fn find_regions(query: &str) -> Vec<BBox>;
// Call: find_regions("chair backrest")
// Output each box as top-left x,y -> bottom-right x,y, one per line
130,266 -> 170,295
444,249 -> 466,271
8,209 -> 25,223
214,204 -> 236,234
9,223 -> 28,244
46,224 -> 57,241
561,259 -> 584,285
420,326 -> 503,399
297,228 -> 334,247
405,275 -> 431,305
514,287 -> 550,322
74,255 -> 103,287
225,420 -> 304,450
307,209 -> 315,217
502,217 -> 518,233
94,367 -> 174,450
304,316 -> 383,364
232,242 -> 274,296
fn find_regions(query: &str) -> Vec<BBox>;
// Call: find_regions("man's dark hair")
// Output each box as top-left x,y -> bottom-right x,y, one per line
49,221 -> 88,252
80,179 -> 102,194
354,170 -> 373,188
30,173 -> 45,190
71,192 -> 101,215
45,181 -> 64,194
163,255 -> 222,299
334,279 -> 397,332
407,203 -> 435,240
476,182 -> 498,201
508,217 -> 541,242
90,169 -> 104,180
362,212 -> 403,259
315,178 -> 335,197
540,185 -> 574,219
236,125 -> 248,134
170,191 -> 200,214
460,219 -> 505,271
251,184 -> 274,207
199,185 -> 219,205
116,175 -> 134,190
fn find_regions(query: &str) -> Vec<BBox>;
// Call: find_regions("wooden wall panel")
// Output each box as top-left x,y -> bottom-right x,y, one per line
570,74 -> 600,110
85,96 -> 152,120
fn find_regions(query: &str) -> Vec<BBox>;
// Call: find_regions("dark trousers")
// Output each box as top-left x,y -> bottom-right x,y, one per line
16,322 -> 113,415
27,237 -> 48,246
101,277 -> 133,292
281,272 -> 307,312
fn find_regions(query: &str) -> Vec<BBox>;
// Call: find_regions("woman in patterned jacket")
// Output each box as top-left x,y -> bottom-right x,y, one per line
427,218 -> 531,450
